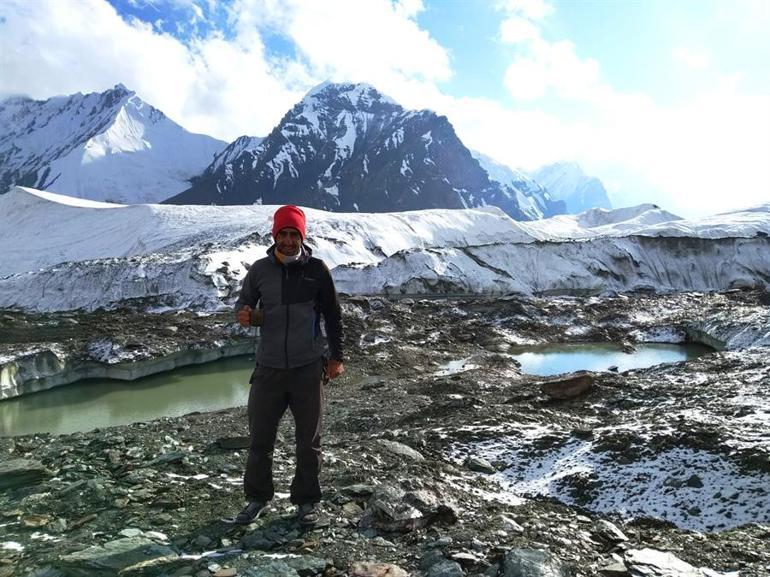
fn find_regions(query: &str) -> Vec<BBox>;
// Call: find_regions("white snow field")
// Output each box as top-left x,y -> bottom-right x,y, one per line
0,87 -> 225,203
0,186 -> 768,312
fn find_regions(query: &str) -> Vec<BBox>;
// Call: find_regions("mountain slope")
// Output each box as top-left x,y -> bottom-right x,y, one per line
167,82 -> 560,220
0,85 -> 226,203
531,161 -> 612,214
472,151 -> 565,219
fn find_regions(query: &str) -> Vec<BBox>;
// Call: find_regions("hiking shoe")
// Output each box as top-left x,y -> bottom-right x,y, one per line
223,500 -> 269,524
296,502 -> 319,526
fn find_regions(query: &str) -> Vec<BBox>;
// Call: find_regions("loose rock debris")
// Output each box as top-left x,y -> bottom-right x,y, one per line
0,289 -> 769,576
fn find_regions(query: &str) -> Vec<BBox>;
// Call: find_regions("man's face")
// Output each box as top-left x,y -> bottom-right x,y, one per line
275,228 -> 302,256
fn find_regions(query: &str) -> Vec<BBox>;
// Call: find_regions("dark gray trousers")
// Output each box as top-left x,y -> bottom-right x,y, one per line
244,358 -> 324,505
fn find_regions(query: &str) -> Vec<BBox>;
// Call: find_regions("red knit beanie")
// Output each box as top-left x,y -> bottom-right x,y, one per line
272,205 -> 306,240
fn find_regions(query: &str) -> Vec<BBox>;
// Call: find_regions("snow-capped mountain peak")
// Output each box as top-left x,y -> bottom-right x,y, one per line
531,161 -> 612,214
0,85 -> 226,203
1,85 -> 135,179
206,135 -> 264,174
167,81 -> 561,220
471,151 -> 564,220
83,96 -> 159,160
303,81 -> 399,110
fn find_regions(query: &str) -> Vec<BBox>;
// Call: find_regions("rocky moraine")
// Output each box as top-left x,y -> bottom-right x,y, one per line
1,289 -> 769,577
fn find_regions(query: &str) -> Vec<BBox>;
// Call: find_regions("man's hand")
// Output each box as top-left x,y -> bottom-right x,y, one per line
327,359 -> 345,380
237,305 -> 252,327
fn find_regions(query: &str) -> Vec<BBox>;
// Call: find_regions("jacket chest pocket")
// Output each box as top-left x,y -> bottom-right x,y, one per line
292,277 -> 319,304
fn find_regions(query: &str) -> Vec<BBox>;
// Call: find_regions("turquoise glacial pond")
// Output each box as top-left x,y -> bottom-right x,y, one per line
0,356 -> 256,437
510,342 -> 713,377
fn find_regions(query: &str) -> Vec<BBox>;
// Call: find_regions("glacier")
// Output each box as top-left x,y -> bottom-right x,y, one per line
0,186 -> 767,313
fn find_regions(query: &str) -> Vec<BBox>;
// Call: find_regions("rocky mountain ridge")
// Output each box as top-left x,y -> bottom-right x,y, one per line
167,82 -> 563,220
471,151 -> 565,220
0,84 -> 226,204
1,82 -> 613,218
531,162 -> 612,214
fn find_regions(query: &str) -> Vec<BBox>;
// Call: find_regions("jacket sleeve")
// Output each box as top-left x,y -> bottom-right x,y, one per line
234,263 -> 261,319
319,261 -> 344,362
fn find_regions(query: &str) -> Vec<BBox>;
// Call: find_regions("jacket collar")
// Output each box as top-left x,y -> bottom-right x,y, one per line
267,243 -> 312,266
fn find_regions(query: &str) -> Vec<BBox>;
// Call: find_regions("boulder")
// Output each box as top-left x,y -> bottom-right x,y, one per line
501,549 -> 570,577
0,458 -> 51,490
359,484 -> 457,532
420,549 -> 447,570
540,372 -> 594,400
593,519 -> 629,543
349,562 -> 409,577
359,484 -> 422,532
342,483 -> 376,497
598,561 -> 629,576
624,548 -> 706,576
464,456 -> 497,474
58,536 -> 177,576
377,439 -> 425,461
147,451 -> 186,466
427,559 -> 465,577
283,555 -> 330,577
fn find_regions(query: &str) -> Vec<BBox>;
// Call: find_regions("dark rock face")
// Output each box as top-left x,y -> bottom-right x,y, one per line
168,83 -> 558,220
217,436 -> 251,450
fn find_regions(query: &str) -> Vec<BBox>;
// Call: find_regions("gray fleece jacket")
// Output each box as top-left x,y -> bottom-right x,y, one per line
235,245 -> 344,369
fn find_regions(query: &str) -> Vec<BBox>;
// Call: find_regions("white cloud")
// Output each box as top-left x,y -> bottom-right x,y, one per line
236,0 -> 451,86
0,0 -> 298,140
673,47 -> 710,70
0,0 -> 453,142
498,0 -> 554,22
190,3 -> 204,23
445,81 -> 770,217
498,1 -> 603,103
0,0 -> 767,218
499,16 -> 540,44
439,96 -> 577,168
503,37 -> 603,101
487,0 -> 770,217
618,84 -> 770,216
394,0 -> 424,19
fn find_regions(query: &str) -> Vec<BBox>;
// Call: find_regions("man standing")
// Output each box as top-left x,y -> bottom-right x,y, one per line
227,205 -> 344,526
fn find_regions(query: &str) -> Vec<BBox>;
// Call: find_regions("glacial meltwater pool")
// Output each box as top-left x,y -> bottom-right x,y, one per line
0,356 -> 256,437
510,342 -> 713,376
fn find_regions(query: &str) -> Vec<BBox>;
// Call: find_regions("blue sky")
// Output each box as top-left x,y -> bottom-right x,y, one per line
1,0 -> 768,217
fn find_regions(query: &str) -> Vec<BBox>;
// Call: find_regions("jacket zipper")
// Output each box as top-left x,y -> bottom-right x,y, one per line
284,266 -> 290,369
